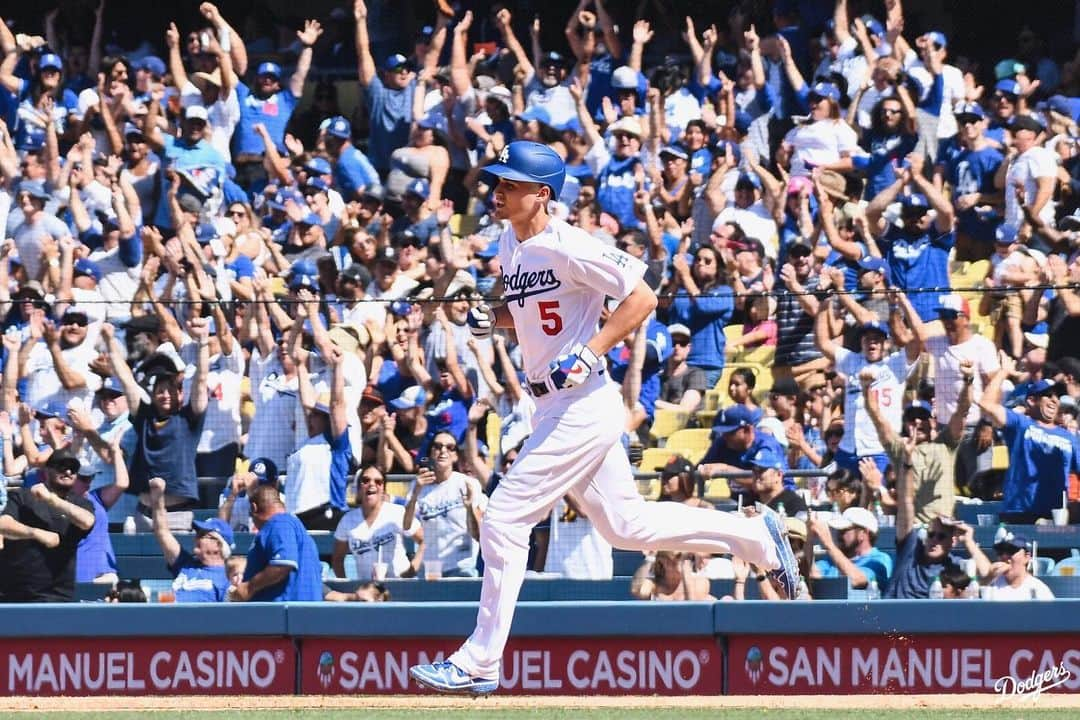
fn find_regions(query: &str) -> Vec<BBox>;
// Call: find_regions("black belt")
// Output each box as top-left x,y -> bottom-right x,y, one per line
528,368 -> 604,397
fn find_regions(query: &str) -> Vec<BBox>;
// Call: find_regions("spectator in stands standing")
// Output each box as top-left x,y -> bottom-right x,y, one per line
977,354 -> 1080,523
985,530 -> 1055,600
805,506 -> 892,590
332,466 -> 423,580
230,484 -> 322,601
773,239 -> 825,387
230,20 -> 322,188
147,476 -> 230,603
814,287 -> 926,474
403,430 -> 484,578
0,451 -> 95,602
103,317 -> 209,523
669,245 -> 735,388
289,341 -> 352,531
925,294 -> 1000,432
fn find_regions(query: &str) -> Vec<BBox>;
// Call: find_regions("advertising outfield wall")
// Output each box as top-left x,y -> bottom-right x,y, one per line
1,602 -> 1078,696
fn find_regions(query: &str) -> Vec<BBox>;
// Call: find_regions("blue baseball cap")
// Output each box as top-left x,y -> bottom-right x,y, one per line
517,106 -> 553,126
38,53 -> 63,72
901,193 -> 930,211
904,400 -> 933,421
858,256 -> 889,275
659,145 -> 690,161
123,122 -> 144,139
247,457 -> 279,486
405,178 -> 430,199
296,213 -> 322,227
482,140 -> 566,199
954,101 -> 985,121
290,259 -> 318,277
389,385 -> 427,411
1028,378 -> 1066,398
325,115 -> 351,140
733,111 -> 753,136
925,31 -> 947,48
35,400 -> 70,422
712,405 -> 758,435
96,376 -> 125,397
192,517 -> 235,548
257,61 -> 282,78
304,157 -> 332,176
857,320 -> 890,339
418,111 -> 448,133
994,530 -> 1032,554
808,81 -> 841,103
136,56 -> 166,77
860,15 -> 885,38
995,78 -> 1022,97
305,176 -> 330,193
384,53 -> 409,71
289,273 -> 319,291
389,299 -> 413,317
73,258 -> 103,282
743,444 -> 784,471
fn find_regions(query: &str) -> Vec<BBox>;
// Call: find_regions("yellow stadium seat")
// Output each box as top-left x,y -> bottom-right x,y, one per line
703,479 -> 732,501
724,324 -> 744,356
638,447 -> 673,472
385,480 -> 412,499
741,345 -> 776,367
991,445 -> 1009,471
665,429 -> 713,464
650,409 -> 688,441
450,213 -> 480,237
696,410 -> 717,428
703,390 -> 721,412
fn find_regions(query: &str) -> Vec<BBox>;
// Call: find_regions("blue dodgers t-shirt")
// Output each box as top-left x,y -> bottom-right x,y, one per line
1001,410 -> 1080,516
422,388 -> 471,456
861,132 -> 918,199
935,140 -> 1004,242
815,546 -> 894,589
75,489 -> 117,582
244,512 -> 322,601
878,227 -> 955,322
597,154 -> 642,230
234,82 -> 300,156
669,286 -> 735,371
170,548 -> 229,603
700,431 -> 796,492
365,75 -> 416,172
333,145 -> 381,201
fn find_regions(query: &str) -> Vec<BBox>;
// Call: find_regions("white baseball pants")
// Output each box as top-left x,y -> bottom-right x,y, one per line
448,382 -> 780,680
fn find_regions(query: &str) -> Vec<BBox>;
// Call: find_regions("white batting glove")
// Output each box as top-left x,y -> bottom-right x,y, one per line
549,343 -> 599,390
467,303 -> 494,339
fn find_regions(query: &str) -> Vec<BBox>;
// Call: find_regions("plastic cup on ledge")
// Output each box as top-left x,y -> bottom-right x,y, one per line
424,561 -> 443,580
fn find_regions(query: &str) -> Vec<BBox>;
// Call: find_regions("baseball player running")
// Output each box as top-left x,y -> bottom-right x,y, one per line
409,141 -> 799,695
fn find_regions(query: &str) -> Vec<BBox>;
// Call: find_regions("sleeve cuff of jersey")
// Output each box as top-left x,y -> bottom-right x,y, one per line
269,559 -> 299,569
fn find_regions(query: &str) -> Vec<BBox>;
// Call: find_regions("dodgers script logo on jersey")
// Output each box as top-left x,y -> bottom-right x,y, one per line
502,265 -> 562,307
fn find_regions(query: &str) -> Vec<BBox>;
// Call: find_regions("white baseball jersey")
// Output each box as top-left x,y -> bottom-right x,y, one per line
334,503 -> 420,579
836,347 -> 916,455
497,217 -> 647,383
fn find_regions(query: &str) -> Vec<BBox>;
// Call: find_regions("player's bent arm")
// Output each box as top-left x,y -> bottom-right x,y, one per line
586,280 -> 657,357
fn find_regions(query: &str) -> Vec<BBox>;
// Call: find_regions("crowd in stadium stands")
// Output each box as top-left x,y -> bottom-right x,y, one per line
0,0 -> 1078,604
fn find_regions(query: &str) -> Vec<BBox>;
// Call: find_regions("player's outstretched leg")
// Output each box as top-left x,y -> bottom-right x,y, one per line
409,662 -> 499,695
756,502 -> 800,599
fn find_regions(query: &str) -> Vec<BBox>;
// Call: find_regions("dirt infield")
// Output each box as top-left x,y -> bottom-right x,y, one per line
4,694 -> 1080,712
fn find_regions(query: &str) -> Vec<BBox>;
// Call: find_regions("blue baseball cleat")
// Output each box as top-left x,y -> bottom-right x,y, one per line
410,661 -> 499,695
757,502 -> 800,600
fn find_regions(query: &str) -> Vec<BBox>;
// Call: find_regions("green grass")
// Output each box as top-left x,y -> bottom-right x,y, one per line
9,710 -> 1079,720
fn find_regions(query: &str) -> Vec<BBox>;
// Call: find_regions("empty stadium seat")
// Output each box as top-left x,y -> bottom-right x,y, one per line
665,429 -> 712,464
703,478 -> 732,501
650,409 -> 688,441
638,447 -> 673,472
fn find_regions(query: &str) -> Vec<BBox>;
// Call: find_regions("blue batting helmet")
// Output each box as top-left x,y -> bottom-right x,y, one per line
482,141 -> 565,199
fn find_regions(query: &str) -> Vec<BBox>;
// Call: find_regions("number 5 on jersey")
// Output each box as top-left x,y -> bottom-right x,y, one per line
538,301 -> 562,336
